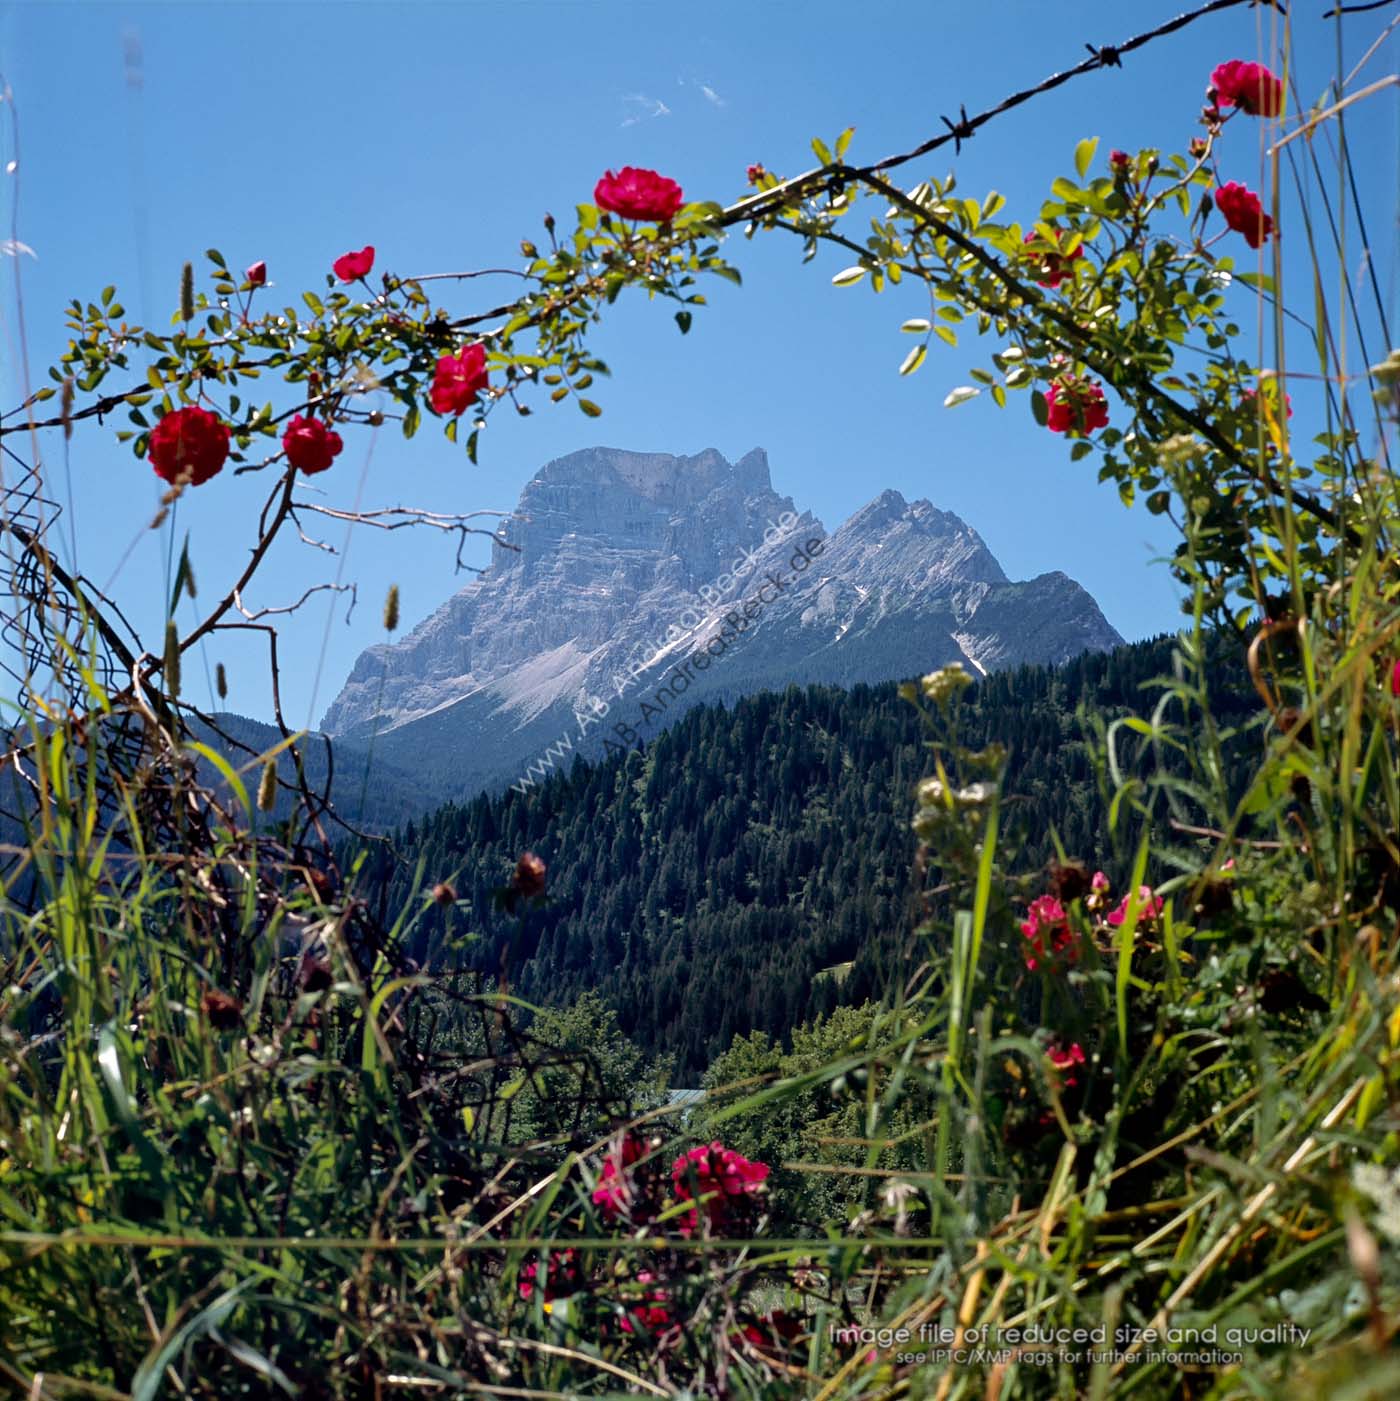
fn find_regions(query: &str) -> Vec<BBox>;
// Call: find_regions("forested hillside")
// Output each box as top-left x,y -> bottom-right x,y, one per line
357,633 -> 1255,1077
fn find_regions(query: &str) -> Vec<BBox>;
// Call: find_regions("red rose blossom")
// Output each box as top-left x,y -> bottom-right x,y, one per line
1214,182 -> 1274,249
149,405 -> 230,487
245,260 -> 266,287
428,343 -> 489,417
282,415 -> 343,475
672,1142 -> 769,1234
1045,378 -> 1109,435
1210,59 -> 1284,118
1391,660 -> 1400,698
1022,228 -> 1084,289
746,163 -> 767,185
332,245 -> 375,282
593,166 -> 684,222
1109,149 -> 1131,173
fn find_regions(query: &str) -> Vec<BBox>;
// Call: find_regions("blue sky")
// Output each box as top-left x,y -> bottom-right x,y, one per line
2,1 -> 1395,729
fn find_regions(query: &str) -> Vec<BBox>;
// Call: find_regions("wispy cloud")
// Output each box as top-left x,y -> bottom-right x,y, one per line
620,93 -> 672,128
675,76 -> 728,111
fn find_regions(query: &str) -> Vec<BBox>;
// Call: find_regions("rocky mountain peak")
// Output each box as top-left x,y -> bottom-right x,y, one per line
320,446 -> 1123,801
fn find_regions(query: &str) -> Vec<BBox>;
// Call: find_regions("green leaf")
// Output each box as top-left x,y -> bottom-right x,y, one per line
943,385 -> 980,408
204,248 -> 226,268
831,266 -> 866,287
578,398 -> 603,418
1074,137 -> 1100,180
131,1284 -> 250,1401
835,126 -> 854,160
169,535 -> 196,614
675,310 -> 693,334
899,344 -> 927,377
900,318 -> 932,333
96,1023 -> 165,1182
1031,389 -> 1049,426
811,136 -> 834,165
1235,272 -> 1277,293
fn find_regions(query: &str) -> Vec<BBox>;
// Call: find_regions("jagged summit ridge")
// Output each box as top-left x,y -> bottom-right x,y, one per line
321,446 -> 805,736
319,446 -> 1123,798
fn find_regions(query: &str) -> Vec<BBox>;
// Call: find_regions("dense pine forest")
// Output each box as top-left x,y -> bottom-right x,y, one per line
355,633 -> 1256,1077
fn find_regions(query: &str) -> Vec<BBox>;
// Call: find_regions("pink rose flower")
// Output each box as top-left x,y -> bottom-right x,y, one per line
1210,59 -> 1284,118
1214,182 -> 1274,249
672,1142 -> 769,1234
1020,894 -> 1078,972
1106,886 -> 1164,927
332,245 -> 375,282
594,166 -> 684,222
1046,378 -> 1109,434
427,343 -> 489,417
